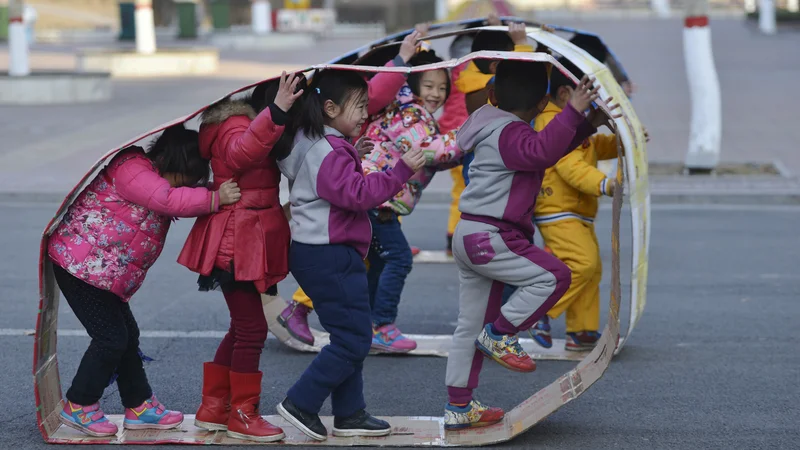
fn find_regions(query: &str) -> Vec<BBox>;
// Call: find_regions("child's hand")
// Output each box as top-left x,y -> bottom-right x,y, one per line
274,71 -> 304,113
541,24 -> 556,33
606,179 -> 617,197
569,75 -> 600,113
401,146 -> 426,171
356,138 -> 375,158
508,22 -> 528,46
399,30 -> 421,63
588,97 -> 622,128
486,13 -> 502,26
415,22 -> 430,37
218,179 -> 242,205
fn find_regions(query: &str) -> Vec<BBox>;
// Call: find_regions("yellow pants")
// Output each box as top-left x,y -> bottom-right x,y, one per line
538,219 -> 601,333
448,167 -> 465,236
292,259 -> 371,309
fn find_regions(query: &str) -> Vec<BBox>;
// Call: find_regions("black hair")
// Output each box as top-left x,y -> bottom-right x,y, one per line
494,60 -> 549,112
549,57 -> 585,100
300,69 -> 368,139
406,50 -> 451,100
471,30 -> 515,74
147,124 -> 209,185
569,34 -> 608,63
247,74 -> 308,160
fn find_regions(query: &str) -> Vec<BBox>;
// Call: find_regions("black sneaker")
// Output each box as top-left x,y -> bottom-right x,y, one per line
277,398 -> 327,441
332,410 -> 391,437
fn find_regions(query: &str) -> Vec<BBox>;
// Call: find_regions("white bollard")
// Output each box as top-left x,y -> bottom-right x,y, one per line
252,0 -> 272,35
682,12 -> 722,173
134,0 -> 156,54
435,0 -> 448,21
8,0 -> 30,77
789,0 -> 799,13
651,0 -> 672,18
758,0 -> 777,34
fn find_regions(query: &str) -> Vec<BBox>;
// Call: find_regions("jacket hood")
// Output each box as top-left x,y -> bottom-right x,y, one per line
540,101 -> 562,120
198,98 -> 257,159
456,105 -> 520,153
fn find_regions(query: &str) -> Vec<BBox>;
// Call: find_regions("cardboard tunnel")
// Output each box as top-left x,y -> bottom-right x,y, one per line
33,27 -> 649,445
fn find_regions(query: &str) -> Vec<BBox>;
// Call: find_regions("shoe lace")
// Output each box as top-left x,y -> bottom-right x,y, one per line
503,336 -> 526,356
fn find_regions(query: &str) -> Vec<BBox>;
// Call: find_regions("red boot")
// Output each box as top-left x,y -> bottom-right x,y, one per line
227,372 -> 285,442
195,362 -> 231,431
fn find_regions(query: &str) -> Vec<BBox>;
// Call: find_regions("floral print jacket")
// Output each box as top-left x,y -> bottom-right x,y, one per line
48,147 -> 219,301
361,84 -> 466,215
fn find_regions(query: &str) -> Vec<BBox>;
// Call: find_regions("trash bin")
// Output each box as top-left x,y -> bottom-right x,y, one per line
175,1 -> 198,39
0,5 -> 8,41
118,2 -> 136,41
210,0 -> 231,31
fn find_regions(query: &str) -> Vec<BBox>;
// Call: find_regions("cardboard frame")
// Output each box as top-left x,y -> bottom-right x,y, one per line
33,27 -> 644,446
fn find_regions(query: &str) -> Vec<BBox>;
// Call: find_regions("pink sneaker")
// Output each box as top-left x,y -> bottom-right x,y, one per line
60,401 -> 118,437
123,395 -> 183,430
371,324 -> 418,353
277,301 -> 314,346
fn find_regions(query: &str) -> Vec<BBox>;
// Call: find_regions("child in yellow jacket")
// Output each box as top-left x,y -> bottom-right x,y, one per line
531,58 -> 619,352
444,23 -> 534,254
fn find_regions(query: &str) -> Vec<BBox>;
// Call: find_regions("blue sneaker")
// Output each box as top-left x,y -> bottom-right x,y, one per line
123,395 -> 183,430
528,316 -> 552,348
565,331 -> 601,352
371,324 -> 417,353
59,401 -> 118,437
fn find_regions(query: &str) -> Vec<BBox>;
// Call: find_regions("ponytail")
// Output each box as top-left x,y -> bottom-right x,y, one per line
299,69 -> 368,139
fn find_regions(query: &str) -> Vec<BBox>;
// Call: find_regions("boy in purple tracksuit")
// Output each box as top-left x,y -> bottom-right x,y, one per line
276,70 -> 426,441
444,60 -> 602,429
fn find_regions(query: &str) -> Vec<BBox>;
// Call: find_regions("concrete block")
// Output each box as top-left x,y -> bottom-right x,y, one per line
0,71 -> 111,105
209,32 -> 315,51
77,47 -> 219,78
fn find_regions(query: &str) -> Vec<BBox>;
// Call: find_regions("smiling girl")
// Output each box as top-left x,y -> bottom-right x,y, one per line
360,49 -> 468,353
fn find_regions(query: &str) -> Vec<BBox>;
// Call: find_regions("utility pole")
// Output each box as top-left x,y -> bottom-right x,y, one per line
683,0 -> 721,174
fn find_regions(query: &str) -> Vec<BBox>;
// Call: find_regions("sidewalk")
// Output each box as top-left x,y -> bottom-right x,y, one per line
1,17 -> 798,205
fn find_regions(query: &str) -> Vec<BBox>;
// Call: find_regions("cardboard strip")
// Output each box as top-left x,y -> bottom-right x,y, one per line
34,26 -> 641,445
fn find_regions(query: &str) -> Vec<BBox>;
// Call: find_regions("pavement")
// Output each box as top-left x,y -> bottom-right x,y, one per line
2,201 -> 799,449
1,17 -> 799,204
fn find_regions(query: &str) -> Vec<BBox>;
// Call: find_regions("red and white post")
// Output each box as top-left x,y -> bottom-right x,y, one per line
8,0 -> 30,76
252,0 -> 272,35
134,0 -> 156,54
758,0 -> 776,34
683,0 -> 721,173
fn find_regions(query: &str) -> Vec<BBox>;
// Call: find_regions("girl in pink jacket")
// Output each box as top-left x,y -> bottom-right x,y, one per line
360,49 -> 467,352
47,125 -> 241,438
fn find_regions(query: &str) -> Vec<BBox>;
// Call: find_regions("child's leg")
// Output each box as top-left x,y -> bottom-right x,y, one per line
221,281 -> 268,373
537,220 -> 599,331
285,243 -> 372,417
367,210 -> 416,351
114,303 -> 153,408
52,265 -> 140,407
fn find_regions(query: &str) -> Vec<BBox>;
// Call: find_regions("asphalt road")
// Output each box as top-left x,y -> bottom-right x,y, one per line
1,201 -> 798,449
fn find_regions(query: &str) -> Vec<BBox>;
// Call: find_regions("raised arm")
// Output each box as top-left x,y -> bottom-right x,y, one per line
367,55 -> 409,116
499,104 -> 596,172
115,158 -> 218,218
316,146 -> 415,212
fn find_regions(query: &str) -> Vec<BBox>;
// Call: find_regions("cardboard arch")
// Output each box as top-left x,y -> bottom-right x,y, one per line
33,39 -> 641,446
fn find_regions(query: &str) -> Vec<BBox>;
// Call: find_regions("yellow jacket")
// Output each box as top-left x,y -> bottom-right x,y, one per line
454,44 -> 535,95
533,102 -> 618,224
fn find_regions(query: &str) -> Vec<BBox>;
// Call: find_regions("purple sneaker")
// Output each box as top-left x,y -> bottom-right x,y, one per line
371,324 -> 417,353
277,301 -> 314,346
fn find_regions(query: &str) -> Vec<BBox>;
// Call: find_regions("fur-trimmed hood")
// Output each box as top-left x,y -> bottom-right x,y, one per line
201,97 -> 257,125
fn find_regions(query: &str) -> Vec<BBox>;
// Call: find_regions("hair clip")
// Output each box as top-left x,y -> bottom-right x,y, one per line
315,87 -> 321,94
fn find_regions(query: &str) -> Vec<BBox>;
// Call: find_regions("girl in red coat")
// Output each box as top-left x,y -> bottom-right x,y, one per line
177,72 -> 304,443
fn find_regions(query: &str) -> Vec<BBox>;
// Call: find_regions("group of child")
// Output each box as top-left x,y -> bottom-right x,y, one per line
46,17 -> 634,442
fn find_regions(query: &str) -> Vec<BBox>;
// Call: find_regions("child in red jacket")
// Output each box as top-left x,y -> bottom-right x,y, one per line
177,72 -> 304,443
48,125 -> 240,438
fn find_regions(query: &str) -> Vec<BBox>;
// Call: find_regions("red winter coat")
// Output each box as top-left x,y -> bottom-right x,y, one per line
177,99 -> 290,293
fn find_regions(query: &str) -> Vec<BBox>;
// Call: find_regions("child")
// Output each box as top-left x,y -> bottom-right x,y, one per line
444,22 -> 533,256
444,60 -> 603,429
529,59 -> 622,351
278,29 -> 423,347
48,125 -> 241,437
177,72 -> 304,442
276,69 -> 426,441
361,49 -> 466,353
